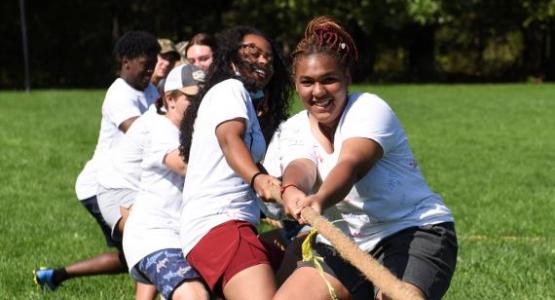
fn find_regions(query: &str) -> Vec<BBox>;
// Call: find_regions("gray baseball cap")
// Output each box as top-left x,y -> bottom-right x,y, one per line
164,64 -> 206,95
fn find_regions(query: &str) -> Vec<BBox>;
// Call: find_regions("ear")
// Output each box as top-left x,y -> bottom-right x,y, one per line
122,57 -> 132,69
165,93 -> 175,104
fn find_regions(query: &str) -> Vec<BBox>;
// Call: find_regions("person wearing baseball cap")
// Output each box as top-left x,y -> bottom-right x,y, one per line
174,40 -> 189,67
151,38 -> 181,93
122,63 -> 208,299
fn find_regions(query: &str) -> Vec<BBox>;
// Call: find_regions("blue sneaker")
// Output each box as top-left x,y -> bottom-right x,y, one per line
33,267 -> 58,291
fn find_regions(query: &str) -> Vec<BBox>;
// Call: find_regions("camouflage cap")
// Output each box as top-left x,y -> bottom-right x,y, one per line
175,41 -> 189,56
157,38 -> 179,55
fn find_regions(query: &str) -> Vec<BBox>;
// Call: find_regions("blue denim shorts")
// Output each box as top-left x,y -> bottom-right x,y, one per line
131,248 -> 200,299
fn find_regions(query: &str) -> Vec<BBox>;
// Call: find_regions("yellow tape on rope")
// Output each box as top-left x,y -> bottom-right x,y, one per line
301,228 -> 339,300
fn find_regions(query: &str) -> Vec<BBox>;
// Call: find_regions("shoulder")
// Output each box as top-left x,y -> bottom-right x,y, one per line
107,78 -> 133,94
282,110 -> 309,129
104,78 -> 136,102
203,78 -> 249,107
348,92 -> 392,111
344,92 -> 395,120
279,110 -> 310,140
210,78 -> 247,94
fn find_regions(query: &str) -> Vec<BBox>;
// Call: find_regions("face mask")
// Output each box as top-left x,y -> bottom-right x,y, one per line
249,89 -> 265,107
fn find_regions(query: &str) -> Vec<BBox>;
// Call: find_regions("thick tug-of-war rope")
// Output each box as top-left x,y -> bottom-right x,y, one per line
269,185 -> 425,300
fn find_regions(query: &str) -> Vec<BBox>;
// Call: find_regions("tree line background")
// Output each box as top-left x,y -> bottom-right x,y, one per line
2,0 -> 554,89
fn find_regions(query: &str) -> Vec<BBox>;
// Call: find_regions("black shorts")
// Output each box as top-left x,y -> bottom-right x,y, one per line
299,222 -> 458,300
80,196 -> 122,251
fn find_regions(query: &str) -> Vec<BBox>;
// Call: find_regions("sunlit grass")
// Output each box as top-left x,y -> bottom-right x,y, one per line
0,84 -> 554,299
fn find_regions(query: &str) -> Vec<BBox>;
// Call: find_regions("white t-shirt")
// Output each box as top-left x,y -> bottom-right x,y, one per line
75,78 -> 158,200
123,113 -> 184,269
97,109 -> 155,191
180,79 -> 266,256
279,93 -> 454,252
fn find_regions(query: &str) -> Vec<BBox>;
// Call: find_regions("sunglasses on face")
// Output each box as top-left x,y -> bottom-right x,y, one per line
239,43 -> 273,63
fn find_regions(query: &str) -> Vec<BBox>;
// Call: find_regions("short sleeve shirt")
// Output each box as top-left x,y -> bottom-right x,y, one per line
75,79 -> 158,200
180,79 -> 265,256
123,113 -> 184,269
279,93 -> 454,251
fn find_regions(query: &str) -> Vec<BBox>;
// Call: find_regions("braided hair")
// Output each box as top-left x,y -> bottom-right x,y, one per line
179,26 -> 291,162
292,16 -> 358,74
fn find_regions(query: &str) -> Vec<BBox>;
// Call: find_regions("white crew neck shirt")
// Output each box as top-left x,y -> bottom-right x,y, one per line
75,78 -> 158,200
180,79 -> 265,257
279,93 -> 454,252
123,113 -> 184,269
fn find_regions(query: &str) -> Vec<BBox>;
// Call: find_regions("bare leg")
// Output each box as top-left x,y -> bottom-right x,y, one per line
223,264 -> 275,300
135,282 -> 157,300
172,280 -> 209,300
274,266 -> 351,300
64,251 -> 126,278
118,206 -> 131,235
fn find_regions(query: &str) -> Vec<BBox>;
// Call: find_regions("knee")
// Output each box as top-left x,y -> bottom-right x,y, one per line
172,281 -> 209,300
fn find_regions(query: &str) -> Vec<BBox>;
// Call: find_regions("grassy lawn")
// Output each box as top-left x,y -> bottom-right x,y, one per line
0,84 -> 554,299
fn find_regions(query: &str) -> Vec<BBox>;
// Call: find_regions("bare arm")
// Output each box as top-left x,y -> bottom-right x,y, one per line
281,158 -> 318,220
118,116 -> 139,133
285,138 -> 383,223
312,137 -> 383,209
164,149 -> 187,176
215,118 -> 280,201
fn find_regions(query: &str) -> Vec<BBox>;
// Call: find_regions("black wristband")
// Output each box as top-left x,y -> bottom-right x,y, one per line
249,171 -> 263,189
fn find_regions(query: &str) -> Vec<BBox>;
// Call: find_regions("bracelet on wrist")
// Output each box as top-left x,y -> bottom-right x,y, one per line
280,184 -> 299,196
249,171 -> 263,189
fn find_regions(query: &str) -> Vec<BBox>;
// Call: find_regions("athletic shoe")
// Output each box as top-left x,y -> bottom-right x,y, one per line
33,267 -> 58,291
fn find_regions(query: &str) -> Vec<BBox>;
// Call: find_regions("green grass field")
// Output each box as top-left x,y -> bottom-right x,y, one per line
1,84 -> 554,299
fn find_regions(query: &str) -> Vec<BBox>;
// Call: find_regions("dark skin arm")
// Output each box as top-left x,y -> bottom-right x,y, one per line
282,137 -> 383,223
215,118 -> 281,202
118,116 -> 139,133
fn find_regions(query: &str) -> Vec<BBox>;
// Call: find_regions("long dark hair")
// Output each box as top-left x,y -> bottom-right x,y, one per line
184,32 -> 217,56
179,26 -> 291,162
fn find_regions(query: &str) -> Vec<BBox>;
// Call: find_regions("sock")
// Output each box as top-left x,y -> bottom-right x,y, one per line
53,268 -> 69,285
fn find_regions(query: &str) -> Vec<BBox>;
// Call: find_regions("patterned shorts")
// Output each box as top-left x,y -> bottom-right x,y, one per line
131,248 -> 200,299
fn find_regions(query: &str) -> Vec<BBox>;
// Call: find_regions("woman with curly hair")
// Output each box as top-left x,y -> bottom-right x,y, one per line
178,26 -> 290,300
273,16 -> 457,300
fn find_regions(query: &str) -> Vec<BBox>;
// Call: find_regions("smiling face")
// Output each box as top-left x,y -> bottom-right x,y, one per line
234,34 -> 274,90
122,54 -> 157,91
294,53 -> 350,129
186,44 -> 214,71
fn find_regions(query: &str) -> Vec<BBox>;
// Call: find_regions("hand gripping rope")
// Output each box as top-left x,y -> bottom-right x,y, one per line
268,185 -> 425,300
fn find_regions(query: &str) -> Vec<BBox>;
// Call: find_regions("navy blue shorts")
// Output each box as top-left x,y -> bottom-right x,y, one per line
131,248 -> 200,299
80,196 -> 121,250
299,222 -> 458,300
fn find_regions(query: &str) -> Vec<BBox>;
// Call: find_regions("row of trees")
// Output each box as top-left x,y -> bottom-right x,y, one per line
2,0 -> 555,88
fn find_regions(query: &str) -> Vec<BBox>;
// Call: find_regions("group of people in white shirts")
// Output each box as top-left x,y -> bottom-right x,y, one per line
35,16 -> 458,300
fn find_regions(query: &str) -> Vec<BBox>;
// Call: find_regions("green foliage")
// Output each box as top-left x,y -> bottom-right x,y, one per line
523,0 -> 555,26
3,0 -> 555,87
407,0 -> 441,25
1,86 -> 554,298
